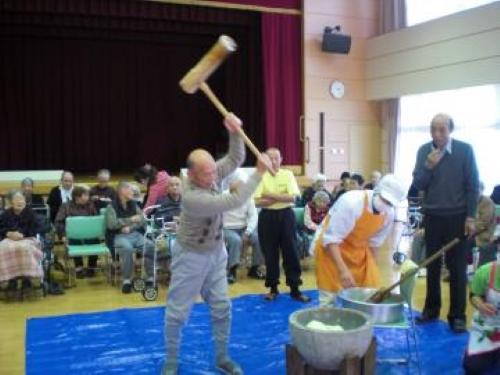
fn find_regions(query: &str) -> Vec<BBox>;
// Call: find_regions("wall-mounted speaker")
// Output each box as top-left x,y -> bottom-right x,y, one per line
322,26 -> 351,54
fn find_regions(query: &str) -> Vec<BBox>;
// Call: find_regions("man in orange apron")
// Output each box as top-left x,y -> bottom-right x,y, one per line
314,174 -> 406,305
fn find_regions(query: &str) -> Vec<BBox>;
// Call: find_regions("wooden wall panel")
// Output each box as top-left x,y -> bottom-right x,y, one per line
365,1 -> 500,100
306,100 -> 380,124
306,56 -> 365,80
303,0 -> 381,180
304,36 -> 366,60
304,14 -> 378,38
367,56 -> 500,100
305,77 -> 366,101
349,125 -> 381,174
305,0 -> 378,21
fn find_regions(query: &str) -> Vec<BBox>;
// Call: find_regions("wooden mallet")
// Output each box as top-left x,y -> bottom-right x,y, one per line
179,35 -> 273,173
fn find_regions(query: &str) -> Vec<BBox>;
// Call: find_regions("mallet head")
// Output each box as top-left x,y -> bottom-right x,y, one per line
180,35 -> 237,94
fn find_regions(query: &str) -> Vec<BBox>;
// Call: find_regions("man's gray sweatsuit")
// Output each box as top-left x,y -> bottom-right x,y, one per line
164,132 -> 261,367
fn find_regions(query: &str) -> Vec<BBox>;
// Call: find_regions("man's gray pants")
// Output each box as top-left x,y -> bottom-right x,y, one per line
114,231 -> 154,281
224,228 -> 264,269
165,241 -> 231,363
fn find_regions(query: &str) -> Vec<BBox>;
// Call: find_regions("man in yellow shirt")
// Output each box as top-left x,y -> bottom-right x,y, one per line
254,148 -> 310,302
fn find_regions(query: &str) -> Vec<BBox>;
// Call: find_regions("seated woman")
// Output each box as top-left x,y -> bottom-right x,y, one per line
134,164 -> 170,209
348,173 -> 365,191
89,169 -> 116,211
463,228 -> 500,374
20,177 -> 45,207
0,190 -> 43,296
300,174 -> 333,207
55,185 -> 98,278
304,191 -> 331,235
331,171 -> 350,204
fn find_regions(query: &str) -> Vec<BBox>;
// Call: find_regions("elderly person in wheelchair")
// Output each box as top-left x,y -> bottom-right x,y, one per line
106,181 -> 155,294
0,190 -> 43,298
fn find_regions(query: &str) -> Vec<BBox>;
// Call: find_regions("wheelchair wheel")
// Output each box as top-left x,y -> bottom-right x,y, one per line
133,277 -> 146,292
393,251 -> 406,265
142,286 -> 158,301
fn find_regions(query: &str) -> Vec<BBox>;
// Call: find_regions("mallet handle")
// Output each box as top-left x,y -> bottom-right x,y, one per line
199,82 -> 265,162
200,82 -> 230,117
369,228 -> 487,303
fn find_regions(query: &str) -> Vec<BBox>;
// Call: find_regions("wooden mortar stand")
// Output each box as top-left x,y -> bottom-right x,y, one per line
286,337 -> 376,375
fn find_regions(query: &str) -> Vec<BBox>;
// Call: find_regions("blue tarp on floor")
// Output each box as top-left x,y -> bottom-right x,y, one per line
26,290 -> 470,374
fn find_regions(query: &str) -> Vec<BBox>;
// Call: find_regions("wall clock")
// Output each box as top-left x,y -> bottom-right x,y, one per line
330,80 -> 345,99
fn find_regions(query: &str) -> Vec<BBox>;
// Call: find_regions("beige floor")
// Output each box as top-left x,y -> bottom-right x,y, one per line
0,227 -> 471,375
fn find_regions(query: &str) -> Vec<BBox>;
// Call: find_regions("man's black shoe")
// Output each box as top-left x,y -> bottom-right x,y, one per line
449,319 -> 467,333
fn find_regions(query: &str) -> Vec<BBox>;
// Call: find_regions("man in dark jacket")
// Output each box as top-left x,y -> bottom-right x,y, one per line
412,113 -> 479,333
106,181 -> 154,294
154,176 -> 182,223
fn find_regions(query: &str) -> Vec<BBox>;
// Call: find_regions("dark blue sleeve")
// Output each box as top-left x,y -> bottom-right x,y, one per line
463,145 -> 479,218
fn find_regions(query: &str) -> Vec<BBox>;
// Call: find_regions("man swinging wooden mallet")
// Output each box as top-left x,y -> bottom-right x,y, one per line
163,35 -> 272,375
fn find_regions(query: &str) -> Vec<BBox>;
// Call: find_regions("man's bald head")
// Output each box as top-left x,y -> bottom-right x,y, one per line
431,113 -> 454,131
187,149 -> 214,169
187,149 -> 217,189
430,113 -> 454,149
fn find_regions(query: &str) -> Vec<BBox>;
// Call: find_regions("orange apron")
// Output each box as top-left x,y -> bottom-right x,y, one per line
315,193 -> 385,293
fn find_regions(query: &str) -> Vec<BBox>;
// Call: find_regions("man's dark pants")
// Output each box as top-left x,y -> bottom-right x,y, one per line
258,208 -> 302,289
424,213 -> 467,322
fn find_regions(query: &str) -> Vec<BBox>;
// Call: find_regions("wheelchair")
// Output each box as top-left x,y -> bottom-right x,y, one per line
132,205 -> 175,301
393,198 -> 424,265
0,208 -> 60,301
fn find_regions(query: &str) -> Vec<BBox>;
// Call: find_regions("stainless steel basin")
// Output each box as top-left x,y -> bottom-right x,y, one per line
336,287 -> 405,324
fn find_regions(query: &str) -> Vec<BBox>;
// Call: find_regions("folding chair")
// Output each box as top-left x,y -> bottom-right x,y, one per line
65,215 -> 111,287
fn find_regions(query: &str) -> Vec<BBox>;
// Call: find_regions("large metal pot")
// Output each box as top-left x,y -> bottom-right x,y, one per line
337,287 -> 405,324
289,306 -> 373,370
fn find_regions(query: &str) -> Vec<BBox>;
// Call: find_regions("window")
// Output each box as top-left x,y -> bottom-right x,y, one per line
396,85 -> 500,195
406,0 -> 498,26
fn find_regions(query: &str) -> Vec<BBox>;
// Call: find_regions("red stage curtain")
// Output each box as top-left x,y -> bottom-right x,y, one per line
0,0 -> 264,173
261,12 -> 302,164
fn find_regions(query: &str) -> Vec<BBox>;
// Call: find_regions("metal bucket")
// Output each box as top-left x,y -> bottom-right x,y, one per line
289,306 -> 373,370
337,287 -> 405,324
